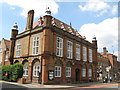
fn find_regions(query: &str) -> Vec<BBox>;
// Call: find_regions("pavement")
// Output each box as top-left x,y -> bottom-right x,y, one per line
0,80 -> 119,89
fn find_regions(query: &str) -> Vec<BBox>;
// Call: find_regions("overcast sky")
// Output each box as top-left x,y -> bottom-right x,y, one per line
0,0 -> 119,58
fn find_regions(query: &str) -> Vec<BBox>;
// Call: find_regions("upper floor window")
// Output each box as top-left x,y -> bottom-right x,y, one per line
5,54 -> 8,61
16,40 -> 21,57
76,44 -> 80,60
66,67 -> 71,77
55,66 -> 61,77
56,37 -> 63,57
67,41 -> 73,59
33,36 -> 39,55
89,49 -> 92,62
83,46 -> 87,62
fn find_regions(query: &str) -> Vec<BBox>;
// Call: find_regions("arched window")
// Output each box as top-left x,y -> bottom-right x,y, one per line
33,65 -> 40,77
32,59 -> 40,77
23,62 -> 29,76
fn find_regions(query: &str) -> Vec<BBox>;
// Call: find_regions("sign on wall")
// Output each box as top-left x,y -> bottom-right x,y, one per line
48,71 -> 54,80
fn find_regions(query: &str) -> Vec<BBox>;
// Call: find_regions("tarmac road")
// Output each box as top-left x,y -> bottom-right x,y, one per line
0,81 -> 119,90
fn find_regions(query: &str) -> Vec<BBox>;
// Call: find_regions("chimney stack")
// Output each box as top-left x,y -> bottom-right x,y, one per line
26,10 -> 34,31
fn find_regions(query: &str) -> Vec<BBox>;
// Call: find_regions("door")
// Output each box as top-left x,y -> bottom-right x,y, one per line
76,69 -> 80,81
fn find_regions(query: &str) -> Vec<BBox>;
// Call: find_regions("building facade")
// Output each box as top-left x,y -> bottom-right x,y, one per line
0,38 -> 10,65
97,53 -> 109,81
9,9 -> 98,84
101,47 -> 118,81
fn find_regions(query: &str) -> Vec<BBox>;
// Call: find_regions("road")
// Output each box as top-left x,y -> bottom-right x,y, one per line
57,83 -> 119,90
1,82 -> 119,90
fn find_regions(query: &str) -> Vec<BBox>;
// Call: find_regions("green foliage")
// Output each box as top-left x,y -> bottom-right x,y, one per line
11,63 -> 23,81
1,63 -> 23,82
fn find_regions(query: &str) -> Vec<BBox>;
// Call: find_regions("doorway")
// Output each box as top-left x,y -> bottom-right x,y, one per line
75,69 -> 80,81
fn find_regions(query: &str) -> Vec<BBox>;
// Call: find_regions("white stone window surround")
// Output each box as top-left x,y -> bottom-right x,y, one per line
56,37 -> 63,57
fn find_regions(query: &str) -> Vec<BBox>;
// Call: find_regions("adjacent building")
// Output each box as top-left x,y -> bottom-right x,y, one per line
9,9 -> 98,84
97,53 -> 109,81
0,38 -> 10,65
101,47 -> 118,80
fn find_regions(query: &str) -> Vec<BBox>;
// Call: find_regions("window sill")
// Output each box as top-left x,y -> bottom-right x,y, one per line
23,75 -> 28,77
33,76 -> 39,78
55,76 -> 61,78
56,55 -> 63,57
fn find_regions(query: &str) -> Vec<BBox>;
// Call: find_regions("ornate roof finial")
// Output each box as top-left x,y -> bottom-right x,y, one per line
45,7 -> 51,15
12,22 -> 18,30
93,35 -> 96,40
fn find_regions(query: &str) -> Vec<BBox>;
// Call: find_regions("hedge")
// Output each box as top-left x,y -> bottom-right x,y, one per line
1,63 -> 23,82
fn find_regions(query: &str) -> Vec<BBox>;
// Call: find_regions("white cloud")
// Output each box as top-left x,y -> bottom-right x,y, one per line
1,0 -> 59,18
10,7 -> 16,10
111,5 -> 117,15
79,0 -> 110,12
97,9 -> 108,17
79,17 -> 118,53
78,0 -> 117,16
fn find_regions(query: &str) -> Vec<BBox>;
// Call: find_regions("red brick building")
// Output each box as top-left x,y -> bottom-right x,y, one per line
97,53 -> 109,81
0,38 -> 10,65
101,47 -> 118,80
9,9 -> 98,84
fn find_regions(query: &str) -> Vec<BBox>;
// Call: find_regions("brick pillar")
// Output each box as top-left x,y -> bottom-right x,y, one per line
72,66 -> 75,83
9,27 -> 18,64
80,66 -> 82,81
73,40 -> 76,60
53,32 -> 56,55
62,65 -> 66,83
81,45 -> 83,61
63,37 -> 67,58
86,65 -> 89,82
41,58 -> 48,84
28,63 -> 32,83
2,51 -> 5,65
92,37 -> 98,81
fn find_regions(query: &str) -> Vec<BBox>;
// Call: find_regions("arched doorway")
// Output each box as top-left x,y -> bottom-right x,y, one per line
75,68 -> 80,81
14,60 -> 19,64
32,58 -> 41,83
22,60 -> 29,77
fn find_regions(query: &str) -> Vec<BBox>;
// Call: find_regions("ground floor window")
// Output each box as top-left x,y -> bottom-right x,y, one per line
89,69 -> 92,77
82,68 -> 86,77
66,67 -> 71,77
23,65 -> 28,76
55,66 -> 61,77
33,65 -> 40,77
